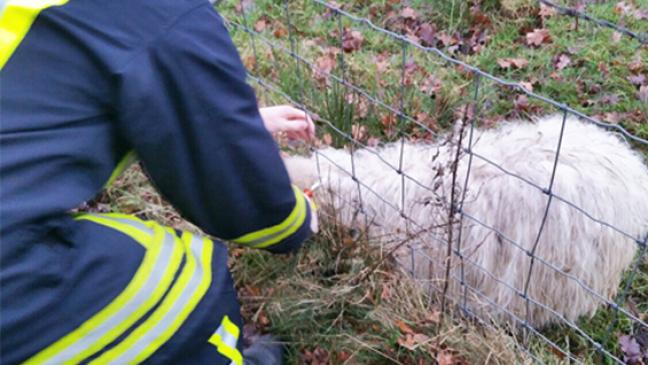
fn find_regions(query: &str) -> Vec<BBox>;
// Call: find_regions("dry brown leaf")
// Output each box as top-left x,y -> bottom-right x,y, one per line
397,334 -> 416,350
314,53 -> 336,84
600,94 -> 620,105
243,56 -> 256,70
514,94 -> 530,111
634,9 -> 648,20
421,74 -> 442,95
639,85 -> 648,103
554,54 -> 571,70
436,350 -> 456,365
526,28 -> 551,47
272,22 -> 288,38
539,3 -> 557,18
425,310 -> 441,324
498,57 -> 529,69
342,29 -> 364,52
598,62 -> 610,75
628,74 -> 647,86
437,32 -> 457,46
254,19 -> 267,32
352,123 -> 368,141
520,81 -> 534,91
629,59 -> 644,73
401,7 -> 418,20
380,283 -> 391,300
614,1 -> 634,16
417,23 -> 436,46
395,319 -> 415,334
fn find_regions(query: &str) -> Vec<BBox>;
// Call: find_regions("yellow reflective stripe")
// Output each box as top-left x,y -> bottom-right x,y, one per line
232,185 -> 307,249
75,213 -> 152,249
105,150 -> 137,187
0,0 -> 69,69
24,222 -> 185,365
208,316 -> 242,365
90,231 -> 214,364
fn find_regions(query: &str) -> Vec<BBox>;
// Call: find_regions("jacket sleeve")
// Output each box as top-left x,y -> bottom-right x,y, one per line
113,3 -> 311,253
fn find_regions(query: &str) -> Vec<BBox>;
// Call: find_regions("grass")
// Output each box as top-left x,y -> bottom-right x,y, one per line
87,0 -> 648,363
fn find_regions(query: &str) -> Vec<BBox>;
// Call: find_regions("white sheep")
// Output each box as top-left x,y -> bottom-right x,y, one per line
284,115 -> 648,327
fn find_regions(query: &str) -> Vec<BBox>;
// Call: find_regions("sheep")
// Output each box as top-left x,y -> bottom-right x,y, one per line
284,114 -> 648,327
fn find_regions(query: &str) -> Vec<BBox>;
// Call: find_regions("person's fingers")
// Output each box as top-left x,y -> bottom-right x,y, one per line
279,120 -> 308,132
278,105 -> 312,121
306,115 -> 315,139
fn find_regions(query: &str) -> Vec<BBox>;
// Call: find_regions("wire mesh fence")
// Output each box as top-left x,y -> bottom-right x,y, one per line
220,0 -> 648,363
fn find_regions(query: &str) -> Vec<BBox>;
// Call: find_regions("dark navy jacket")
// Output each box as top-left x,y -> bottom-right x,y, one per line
0,0 -> 311,363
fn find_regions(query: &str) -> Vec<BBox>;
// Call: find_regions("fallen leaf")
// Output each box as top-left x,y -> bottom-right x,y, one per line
539,3 -> 557,18
554,54 -> 571,70
352,123 -> 368,141
254,19 -> 267,32
272,22 -> 288,38
438,32 -> 457,46
380,113 -> 397,137
600,94 -> 620,104
380,283 -> 391,300
598,62 -> 609,75
615,1 -> 634,16
498,57 -> 529,69
395,319 -> 415,334
314,52 -> 337,84
514,94 -> 530,111
639,85 -> 648,102
336,351 -> 351,362
628,74 -> 647,86
619,335 -> 643,364
520,81 -> 534,91
629,59 -> 644,73
243,55 -> 256,70
421,74 -> 442,95
634,9 -> 648,20
436,350 -> 456,365
417,23 -> 436,46
601,112 -> 625,124
526,28 -> 551,47
401,7 -> 418,20
425,310 -> 441,324
416,112 -> 438,131
397,334 -> 416,350
342,29 -> 364,52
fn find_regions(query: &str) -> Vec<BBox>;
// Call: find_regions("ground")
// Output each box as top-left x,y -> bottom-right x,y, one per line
91,0 -> 648,364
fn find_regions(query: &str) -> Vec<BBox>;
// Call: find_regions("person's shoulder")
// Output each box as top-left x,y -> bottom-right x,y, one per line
94,0 -> 209,29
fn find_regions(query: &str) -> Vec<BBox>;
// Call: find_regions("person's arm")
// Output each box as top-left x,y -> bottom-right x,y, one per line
114,4 -> 312,253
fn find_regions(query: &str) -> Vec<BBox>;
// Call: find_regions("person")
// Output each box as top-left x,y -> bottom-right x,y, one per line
0,0 -> 317,364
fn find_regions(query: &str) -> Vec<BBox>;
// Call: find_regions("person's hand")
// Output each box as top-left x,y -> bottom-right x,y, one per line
259,105 -> 315,141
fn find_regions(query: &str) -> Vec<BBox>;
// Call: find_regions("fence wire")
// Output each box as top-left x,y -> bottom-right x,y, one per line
221,1 -> 648,363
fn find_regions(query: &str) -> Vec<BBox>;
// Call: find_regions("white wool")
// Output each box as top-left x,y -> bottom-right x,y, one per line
284,115 -> 648,327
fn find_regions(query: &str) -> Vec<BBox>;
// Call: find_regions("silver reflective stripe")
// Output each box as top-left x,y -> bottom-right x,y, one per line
111,234 -> 206,363
40,230 -> 177,365
244,199 -> 307,248
88,214 -> 154,236
214,325 -> 238,349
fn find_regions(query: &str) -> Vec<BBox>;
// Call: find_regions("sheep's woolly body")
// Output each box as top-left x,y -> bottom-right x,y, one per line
284,115 -> 648,327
